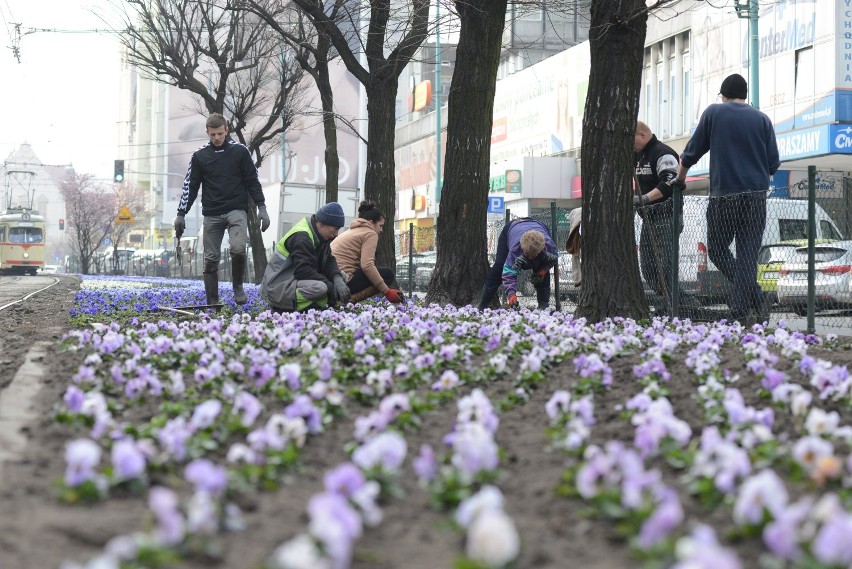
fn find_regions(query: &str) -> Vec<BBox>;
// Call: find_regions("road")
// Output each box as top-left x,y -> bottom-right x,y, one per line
0,274 -> 61,309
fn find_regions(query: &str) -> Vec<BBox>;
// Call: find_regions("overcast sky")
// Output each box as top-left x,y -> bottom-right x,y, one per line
0,0 -> 121,181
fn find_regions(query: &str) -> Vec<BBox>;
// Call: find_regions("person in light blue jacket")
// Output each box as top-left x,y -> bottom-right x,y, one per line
477,218 -> 558,310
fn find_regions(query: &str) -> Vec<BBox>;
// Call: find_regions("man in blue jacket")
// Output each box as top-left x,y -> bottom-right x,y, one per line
477,218 -> 558,310
173,113 -> 271,306
677,74 -> 780,324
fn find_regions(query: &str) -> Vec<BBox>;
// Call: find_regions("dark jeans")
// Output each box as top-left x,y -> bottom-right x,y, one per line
478,223 -> 550,309
640,214 -> 674,296
639,209 -> 683,313
707,192 -> 766,320
347,267 -> 395,294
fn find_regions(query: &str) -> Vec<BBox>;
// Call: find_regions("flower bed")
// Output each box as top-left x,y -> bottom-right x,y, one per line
32,277 -> 852,569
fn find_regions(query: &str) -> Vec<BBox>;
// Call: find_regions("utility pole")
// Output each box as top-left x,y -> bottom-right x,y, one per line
736,0 -> 760,109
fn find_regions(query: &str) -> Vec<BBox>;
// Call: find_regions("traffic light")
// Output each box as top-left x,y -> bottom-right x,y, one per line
114,160 -> 125,183
59,218 -> 65,230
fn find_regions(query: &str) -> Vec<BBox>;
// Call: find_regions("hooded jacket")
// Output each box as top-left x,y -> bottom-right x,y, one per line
330,218 -> 388,293
502,218 -> 558,297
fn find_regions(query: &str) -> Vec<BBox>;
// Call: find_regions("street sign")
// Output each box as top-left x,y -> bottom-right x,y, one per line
487,196 -> 505,214
115,205 -> 135,223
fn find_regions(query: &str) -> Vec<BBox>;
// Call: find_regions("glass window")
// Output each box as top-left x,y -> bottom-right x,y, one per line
520,8 -> 542,20
779,219 -> 808,241
656,62 -> 664,136
795,47 -> 814,100
683,68 -> 690,133
669,57 -> 676,136
643,67 -> 651,122
793,246 -> 848,263
820,220 -> 843,240
9,227 -> 43,243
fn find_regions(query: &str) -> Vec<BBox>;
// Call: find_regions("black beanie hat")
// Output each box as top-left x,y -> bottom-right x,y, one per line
720,73 -> 748,100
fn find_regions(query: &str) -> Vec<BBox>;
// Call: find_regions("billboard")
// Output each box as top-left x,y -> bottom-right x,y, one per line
490,42 -> 590,166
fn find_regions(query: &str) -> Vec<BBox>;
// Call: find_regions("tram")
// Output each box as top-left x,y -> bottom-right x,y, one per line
0,208 -> 45,275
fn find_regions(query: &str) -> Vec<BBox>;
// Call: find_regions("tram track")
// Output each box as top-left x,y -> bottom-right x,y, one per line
0,275 -> 61,312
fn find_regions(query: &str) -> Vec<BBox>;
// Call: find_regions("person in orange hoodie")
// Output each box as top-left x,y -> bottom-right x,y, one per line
331,201 -> 404,304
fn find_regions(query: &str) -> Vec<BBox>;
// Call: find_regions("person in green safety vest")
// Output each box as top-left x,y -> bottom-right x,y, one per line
260,202 -> 351,312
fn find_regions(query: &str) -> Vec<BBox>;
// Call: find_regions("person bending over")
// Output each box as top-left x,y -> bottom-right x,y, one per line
477,218 -> 558,310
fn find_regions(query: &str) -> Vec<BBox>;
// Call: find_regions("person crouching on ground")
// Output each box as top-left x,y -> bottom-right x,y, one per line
260,202 -> 351,312
330,201 -> 404,304
477,218 -> 558,310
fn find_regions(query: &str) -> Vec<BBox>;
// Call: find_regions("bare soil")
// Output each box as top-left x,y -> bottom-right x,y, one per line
1,276 -> 851,569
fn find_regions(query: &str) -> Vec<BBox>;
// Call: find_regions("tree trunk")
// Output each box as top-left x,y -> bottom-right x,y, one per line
315,38 -> 340,204
427,0 -> 508,306
247,196 -> 266,283
364,80 -> 399,269
574,0 -> 649,323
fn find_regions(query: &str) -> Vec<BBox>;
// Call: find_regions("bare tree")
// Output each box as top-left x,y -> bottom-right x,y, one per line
574,0 -> 650,322
284,0 -> 431,267
426,0 -> 508,306
241,1 -> 347,203
110,0 -> 307,281
61,175 -> 117,275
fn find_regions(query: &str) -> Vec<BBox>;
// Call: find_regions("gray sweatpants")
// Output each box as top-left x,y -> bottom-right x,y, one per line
203,209 -> 248,266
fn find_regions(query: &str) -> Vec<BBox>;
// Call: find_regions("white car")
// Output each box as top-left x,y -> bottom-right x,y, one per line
39,264 -> 63,274
776,240 -> 852,315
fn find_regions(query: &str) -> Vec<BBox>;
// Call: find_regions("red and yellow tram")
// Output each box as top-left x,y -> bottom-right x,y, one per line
0,208 -> 45,275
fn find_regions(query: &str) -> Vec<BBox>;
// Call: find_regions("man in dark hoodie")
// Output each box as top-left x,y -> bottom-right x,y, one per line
477,218 -> 558,311
260,202 -> 351,312
173,113 -> 271,306
677,73 -> 780,324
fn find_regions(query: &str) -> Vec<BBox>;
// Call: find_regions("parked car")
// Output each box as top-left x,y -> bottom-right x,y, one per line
395,252 -> 437,291
170,236 -> 200,277
39,264 -> 63,274
757,239 -> 836,302
635,197 -> 844,306
776,240 -> 852,315
412,252 -> 437,289
129,249 -> 172,277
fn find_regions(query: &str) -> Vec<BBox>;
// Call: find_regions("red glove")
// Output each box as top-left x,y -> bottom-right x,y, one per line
384,289 -> 404,303
507,293 -> 519,308
530,269 -> 548,285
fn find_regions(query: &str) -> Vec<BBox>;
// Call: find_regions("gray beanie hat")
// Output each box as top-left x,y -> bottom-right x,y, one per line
315,202 -> 345,228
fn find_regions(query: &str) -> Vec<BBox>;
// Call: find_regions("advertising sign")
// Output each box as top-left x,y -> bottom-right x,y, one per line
506,170 -> 522,194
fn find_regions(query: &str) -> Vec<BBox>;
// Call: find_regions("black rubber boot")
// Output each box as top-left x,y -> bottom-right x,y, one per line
203,261 -> 219,305
231,253 -> 247,304
477,285 -> 500,310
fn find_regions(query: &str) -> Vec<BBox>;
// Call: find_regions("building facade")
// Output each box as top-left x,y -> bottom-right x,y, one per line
393,0 -> 852,249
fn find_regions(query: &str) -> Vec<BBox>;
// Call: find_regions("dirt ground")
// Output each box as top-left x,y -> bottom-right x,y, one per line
1,277 -> 851,569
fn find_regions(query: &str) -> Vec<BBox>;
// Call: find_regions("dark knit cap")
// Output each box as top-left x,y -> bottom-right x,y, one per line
720,73 -> 748,100
315,202 -> 345,228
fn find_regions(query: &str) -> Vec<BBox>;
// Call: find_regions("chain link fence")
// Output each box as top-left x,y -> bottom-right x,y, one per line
80,245 -> 270,283
395,170 -> 852,334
